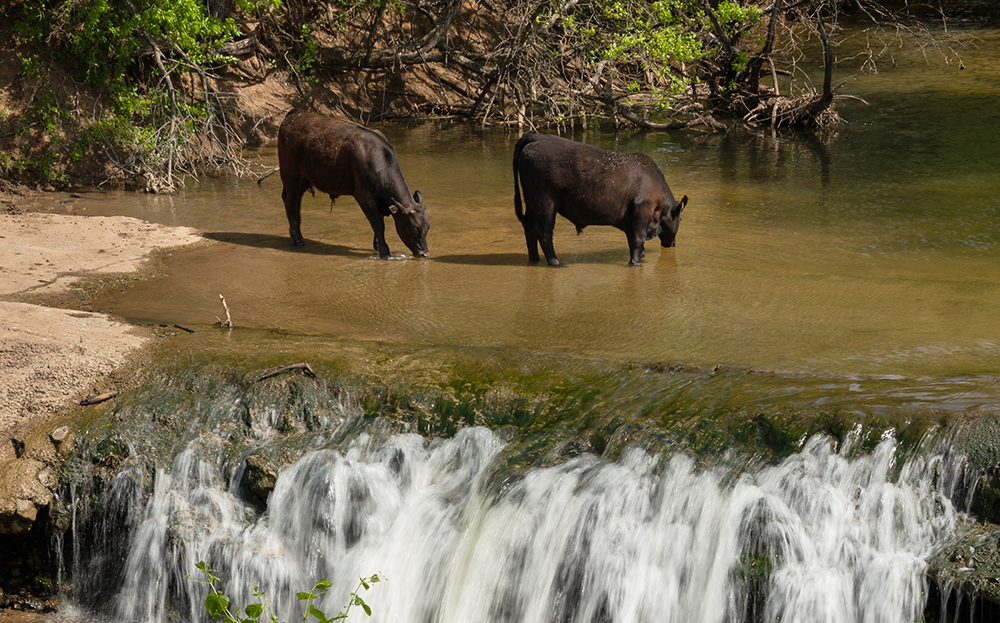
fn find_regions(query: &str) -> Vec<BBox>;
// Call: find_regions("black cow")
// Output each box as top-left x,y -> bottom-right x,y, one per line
278,109 -> 429,258
513,132 -> 688,266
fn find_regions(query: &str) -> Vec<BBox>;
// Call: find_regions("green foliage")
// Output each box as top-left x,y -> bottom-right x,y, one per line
715,0 -> 763,30
14,0 -> 248,87
538,0 -> 707,108
18,56 -> 47,79
7,0 -> 281,189
297,25 -> 320,76
600,0 -> 702,71
191,561 -> 383,623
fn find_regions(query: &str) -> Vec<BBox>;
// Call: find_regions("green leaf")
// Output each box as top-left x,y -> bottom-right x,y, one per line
297,591 -> 317,601
314,578 -> 333,592
245,603 -> 263,618
308,603 -> 330,623
354,595 -> 372,615
205,593 -> 230,619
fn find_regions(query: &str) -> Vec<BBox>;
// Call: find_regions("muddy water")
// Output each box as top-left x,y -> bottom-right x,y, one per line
37,26 -> 1000,383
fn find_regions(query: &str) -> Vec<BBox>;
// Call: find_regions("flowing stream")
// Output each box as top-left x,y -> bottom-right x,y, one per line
86,427 -> 962,623
34,13 -> 1000,623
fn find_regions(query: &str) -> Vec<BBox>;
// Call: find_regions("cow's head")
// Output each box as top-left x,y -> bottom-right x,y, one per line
389,190 -> 430,258
658,195 -> 688,248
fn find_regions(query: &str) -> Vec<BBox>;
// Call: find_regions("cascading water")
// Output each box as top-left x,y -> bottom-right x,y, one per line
84,424 -> 962,623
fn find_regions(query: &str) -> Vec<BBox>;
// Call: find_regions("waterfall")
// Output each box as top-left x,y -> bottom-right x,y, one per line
98,429 -> 958,623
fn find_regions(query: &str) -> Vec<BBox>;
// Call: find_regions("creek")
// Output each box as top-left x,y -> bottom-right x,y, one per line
32,15 -> 1000,623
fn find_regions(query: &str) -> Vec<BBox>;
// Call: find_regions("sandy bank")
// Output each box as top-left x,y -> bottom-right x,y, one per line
0,206 -> 203,463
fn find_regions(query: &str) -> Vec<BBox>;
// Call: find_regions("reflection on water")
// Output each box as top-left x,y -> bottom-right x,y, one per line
34,26 -> 1000,384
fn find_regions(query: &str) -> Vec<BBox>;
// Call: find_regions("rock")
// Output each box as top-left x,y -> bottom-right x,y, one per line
953,415 -> 1000,524
0,459 -> 55,535
50,426 -> 74,457
971,468 -> 1000,525
242,453 -> 278,508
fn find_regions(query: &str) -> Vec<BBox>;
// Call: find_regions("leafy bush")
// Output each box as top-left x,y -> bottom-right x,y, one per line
6,0 -> 278,190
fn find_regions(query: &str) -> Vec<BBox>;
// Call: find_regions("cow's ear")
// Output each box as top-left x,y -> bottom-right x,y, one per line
413,190 -> 423,205
672,195 -> 688,218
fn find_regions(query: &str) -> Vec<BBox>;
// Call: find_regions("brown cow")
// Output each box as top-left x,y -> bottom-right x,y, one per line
278,109 -> 429,258
513,132 -> 687,266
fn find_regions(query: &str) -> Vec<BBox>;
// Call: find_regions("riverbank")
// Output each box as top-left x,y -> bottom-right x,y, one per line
0,187 -> 203,539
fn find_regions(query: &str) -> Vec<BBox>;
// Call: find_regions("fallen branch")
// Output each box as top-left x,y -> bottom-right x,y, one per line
257,166 -> 279,185
80,390 -> 120,406
249,363 -> 318,384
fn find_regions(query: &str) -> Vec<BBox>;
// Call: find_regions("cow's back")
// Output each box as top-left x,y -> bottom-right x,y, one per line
518,134 -> 667,227
278,111 -> 396,198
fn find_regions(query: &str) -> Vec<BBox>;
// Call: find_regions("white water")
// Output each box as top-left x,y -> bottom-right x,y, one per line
103,429 -> 960,623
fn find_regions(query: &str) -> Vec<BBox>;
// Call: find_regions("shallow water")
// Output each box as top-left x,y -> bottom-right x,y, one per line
33,26 -> 1000,381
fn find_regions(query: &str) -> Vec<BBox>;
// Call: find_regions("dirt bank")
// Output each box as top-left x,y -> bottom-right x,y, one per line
0,188 -> 203,540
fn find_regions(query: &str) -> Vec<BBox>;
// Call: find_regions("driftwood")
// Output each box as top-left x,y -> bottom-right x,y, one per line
80,390 -> 120,406
257,166 -> 279,185
249,363 -> 318,384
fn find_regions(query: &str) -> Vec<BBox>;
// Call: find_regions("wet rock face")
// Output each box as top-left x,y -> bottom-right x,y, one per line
971,468 -> 1000,524
0,426 -> 74,535
242,453 -> 278,508
953,415 -> 1000,524
0,520 -> 59,612
0,459 -> 56,535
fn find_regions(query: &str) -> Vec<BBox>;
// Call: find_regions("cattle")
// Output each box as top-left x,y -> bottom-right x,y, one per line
277,109 -> 429,258
513,132 -> 688,266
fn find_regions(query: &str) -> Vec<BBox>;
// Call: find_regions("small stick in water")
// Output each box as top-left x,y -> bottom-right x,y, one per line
249,363 -> 318,384
216,294 -> 233,328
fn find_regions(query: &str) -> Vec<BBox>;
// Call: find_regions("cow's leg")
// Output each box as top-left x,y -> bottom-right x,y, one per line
627,237 -> 645,266
522,219 -> 540,262
538,212 -> 560,267
281,182 -> 307,246
360,199 -> 391,258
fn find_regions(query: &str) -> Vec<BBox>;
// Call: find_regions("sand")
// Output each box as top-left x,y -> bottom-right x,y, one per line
0,204 -> 203,463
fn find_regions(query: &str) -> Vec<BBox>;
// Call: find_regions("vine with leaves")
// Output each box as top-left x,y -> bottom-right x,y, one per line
191,561 -> 383,623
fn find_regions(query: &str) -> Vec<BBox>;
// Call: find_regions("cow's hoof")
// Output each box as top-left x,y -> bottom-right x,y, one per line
547,258 -> 560,267
293,240 -> 306,247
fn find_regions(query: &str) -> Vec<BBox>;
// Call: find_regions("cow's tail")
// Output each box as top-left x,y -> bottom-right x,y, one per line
512,133 -> 538,225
